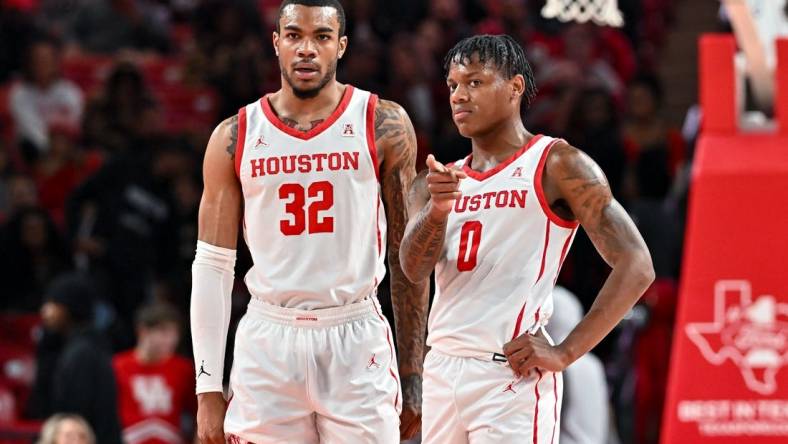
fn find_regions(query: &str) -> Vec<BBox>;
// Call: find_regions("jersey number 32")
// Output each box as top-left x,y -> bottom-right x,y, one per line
278,181 -> 334,235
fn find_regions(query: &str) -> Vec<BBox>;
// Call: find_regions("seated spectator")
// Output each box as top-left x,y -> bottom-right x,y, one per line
0,144 -> 11,219
82,62 -> 159,154
27,273 -> 122,444
0,207 -> 69,312
9,37 -> 83,164
33,123 -> 102,228
6,172 -> 38,210
65,140 -> 178,349
113,303 -> 195,444
37,413 -> 95,444
566,88 -> 627,197
622,74 -> 685,200
65,0 -> 171,54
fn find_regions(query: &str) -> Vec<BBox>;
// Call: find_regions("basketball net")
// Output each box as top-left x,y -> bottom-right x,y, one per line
541,0 -> 624,27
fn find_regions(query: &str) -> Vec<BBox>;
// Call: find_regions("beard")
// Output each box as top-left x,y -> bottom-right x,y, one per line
281,58 -> 338,99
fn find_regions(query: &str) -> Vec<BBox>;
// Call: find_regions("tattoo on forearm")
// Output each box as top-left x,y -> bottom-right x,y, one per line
400,374 -> 423,408
225,114 -> 239,159
401,203 -> 448,280
377,99 -> 428,375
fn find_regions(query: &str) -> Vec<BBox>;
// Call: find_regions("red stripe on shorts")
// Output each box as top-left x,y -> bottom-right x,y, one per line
533,368 -> 544,444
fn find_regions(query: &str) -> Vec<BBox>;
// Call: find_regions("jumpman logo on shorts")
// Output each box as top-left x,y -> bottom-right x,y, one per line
367,353 -> 380,369
502,381 -> 517,394
198,360 -> 212,378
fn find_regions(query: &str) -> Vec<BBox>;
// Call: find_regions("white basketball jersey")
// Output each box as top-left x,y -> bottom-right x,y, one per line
427,135 -> 579,358
234,86 -> 386,309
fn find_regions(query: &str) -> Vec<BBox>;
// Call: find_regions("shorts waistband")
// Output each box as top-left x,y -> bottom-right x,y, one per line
430,325 -> 552,364
246,297 -> 378,327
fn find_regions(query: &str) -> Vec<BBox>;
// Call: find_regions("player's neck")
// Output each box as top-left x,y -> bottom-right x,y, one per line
469,118 -> 532,168
271,80 -> 346,119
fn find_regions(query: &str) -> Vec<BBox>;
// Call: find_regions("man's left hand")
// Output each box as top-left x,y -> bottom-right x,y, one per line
503,333 -> 571,377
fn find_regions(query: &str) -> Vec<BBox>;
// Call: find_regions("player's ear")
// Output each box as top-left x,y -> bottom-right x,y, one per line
338,35 -> 348,59
273,31 -> 280,57
510,74 -> 525,102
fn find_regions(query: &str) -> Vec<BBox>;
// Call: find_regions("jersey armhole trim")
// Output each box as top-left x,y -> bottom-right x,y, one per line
366,93 -> 380,182
534,138 -> 580,229
234,106 -> 247,178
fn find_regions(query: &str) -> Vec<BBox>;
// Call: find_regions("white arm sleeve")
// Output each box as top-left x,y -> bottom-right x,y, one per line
190,240 -> 236,394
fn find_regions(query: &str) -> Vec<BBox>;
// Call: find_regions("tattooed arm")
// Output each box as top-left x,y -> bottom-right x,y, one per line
194,115 -> 242,444
503,141 -> 654,376
399,154 -> 468,283
375,99 -> 429,440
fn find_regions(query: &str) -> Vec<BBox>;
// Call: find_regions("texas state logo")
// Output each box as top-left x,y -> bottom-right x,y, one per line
686,280 -> 788,395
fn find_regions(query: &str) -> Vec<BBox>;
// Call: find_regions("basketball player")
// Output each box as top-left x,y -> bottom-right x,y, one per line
190,1 -> 428,443
400,34 -> 655,443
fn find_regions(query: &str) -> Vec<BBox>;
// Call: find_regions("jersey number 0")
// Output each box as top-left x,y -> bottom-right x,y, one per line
457,220 -> 483,271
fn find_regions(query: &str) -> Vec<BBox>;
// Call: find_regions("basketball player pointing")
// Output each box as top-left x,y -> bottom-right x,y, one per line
400,35 -> 655,443
190,1 -> 428,443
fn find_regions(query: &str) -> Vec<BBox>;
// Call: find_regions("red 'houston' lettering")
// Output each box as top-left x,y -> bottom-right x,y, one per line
454,190 -> 528,213
281,155 -> 297,174
328,152 -> 342,170
509,190 -> 526,208
297,154 -> 311,173
251,158 -> 265,177
248,152 -> 362,177
495,191 -> 509,207
266,157 -> 280,174
342,152 -> 359,170
482,192 -> 496,209
313,153 -> 328,171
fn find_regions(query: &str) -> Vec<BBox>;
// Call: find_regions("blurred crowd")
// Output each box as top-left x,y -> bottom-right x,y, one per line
0,0 -> 691,443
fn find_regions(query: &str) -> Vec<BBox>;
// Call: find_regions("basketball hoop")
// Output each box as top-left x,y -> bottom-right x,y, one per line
541,0 -> 625,27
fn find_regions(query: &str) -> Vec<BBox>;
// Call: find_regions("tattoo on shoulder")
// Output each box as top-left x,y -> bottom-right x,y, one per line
552,143 -> 638,263
375,100 -> 417,170
224,114 -> 239,159
375,100 -> 409,144
554,144 -> 610,212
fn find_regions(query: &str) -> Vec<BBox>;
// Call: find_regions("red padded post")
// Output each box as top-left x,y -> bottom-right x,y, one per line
700,34 -> 737,134
776,39 -> 788,135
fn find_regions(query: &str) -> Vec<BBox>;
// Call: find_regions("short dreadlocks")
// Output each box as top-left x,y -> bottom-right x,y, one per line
444,34 -> 538,106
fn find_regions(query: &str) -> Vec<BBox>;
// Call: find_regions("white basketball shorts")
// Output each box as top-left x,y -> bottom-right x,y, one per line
224,296 -> 402,443
422,341 -> 563,443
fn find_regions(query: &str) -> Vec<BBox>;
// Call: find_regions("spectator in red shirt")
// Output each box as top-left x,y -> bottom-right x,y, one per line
113,303 -> 195,444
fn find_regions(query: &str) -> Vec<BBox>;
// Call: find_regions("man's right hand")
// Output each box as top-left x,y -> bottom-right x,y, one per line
197,392 -> 227,443
425,154 -> 467,215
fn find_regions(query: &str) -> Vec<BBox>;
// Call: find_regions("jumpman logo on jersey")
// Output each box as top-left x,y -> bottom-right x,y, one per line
367,353 -> 380,369
197,361 -> 212,379
512,167 -> 524,177
502,381 -> 517,394
254,136 -> 269,148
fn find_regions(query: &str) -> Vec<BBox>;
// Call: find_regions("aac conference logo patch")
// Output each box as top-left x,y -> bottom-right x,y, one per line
686,280 -> 788,395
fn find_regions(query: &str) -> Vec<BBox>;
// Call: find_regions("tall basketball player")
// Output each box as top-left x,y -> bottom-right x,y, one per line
400,35 -> 654,443
190,1 -> 428,443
